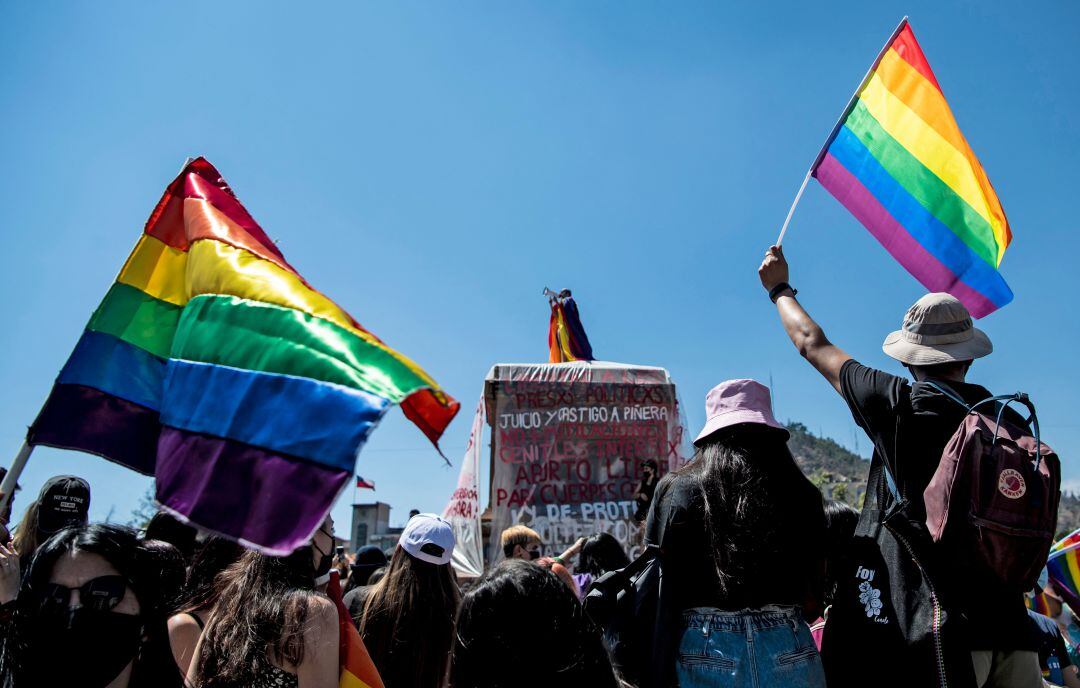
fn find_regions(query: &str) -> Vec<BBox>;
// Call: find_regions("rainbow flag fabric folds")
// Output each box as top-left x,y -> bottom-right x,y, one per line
29,158 -> 459,554
812,19 -> 1013,318
1048,542 -> 1080,612
328,571 -> 384,688
546,289 -> 594,363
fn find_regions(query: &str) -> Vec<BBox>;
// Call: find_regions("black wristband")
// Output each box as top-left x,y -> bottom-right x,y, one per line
769,282 -> 796,303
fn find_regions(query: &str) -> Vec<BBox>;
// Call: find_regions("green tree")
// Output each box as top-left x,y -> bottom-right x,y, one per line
832,482 -> 849,504
127,484 -> 158,530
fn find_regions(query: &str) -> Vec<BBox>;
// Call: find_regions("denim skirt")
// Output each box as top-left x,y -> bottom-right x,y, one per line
675,606 -> 826,688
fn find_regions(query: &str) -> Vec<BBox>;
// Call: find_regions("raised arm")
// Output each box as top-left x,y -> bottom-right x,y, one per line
758,245 -> 851,394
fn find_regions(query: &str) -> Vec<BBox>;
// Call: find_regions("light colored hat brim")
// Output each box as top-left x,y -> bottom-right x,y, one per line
693,410 -> 788,446
882,327 -> 993,365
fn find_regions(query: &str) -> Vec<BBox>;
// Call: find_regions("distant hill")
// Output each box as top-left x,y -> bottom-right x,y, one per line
787,422 -> 869,507
786,421 -> 1080,539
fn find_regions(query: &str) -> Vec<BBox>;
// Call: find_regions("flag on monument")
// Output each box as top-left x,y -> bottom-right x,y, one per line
812,19 -> 1013,318
28,157 -> 459,554
546,289 -> 594,363
356,476 -> 375,490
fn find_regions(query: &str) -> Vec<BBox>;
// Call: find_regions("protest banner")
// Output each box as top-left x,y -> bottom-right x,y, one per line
443,397 -> 485,578
484,361 -> 687,563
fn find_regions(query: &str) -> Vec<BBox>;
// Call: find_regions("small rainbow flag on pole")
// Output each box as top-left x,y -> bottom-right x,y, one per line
1053,528 -> 1080,553
783,18 -> 1013,318
28,158 -> 459,554
1047,542 -> 1080,612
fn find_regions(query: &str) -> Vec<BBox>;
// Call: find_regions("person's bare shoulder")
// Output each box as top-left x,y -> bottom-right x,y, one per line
304,595 -> 339,644
167,612 -> 201,636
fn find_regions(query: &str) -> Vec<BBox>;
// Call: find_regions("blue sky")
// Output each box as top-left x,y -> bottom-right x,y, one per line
1,2 -> 1076,536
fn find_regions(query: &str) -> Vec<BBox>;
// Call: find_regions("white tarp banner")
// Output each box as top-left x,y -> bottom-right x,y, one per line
443,397 -> 485,578
484,361 -> 688,564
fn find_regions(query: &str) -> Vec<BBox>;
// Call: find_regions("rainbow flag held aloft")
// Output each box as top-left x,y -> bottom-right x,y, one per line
1047,542 -> 1080,613
29,158 -> 459,554
811,18 -> 1013,318
545,288 -> 594,363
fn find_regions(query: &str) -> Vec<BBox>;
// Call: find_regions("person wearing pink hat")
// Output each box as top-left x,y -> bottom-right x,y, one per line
759,246 -> 1038,688
644,378 -> 827,688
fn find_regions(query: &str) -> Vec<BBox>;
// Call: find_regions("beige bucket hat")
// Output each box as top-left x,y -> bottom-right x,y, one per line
882,293 -> 993,365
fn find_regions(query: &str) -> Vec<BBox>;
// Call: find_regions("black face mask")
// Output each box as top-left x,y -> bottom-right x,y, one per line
313,527 -> 334,578
27,607 -> 142,688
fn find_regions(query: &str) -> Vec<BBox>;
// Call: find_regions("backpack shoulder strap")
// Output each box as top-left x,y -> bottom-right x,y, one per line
920,379 -> 972,411
923,381 -> 1045,471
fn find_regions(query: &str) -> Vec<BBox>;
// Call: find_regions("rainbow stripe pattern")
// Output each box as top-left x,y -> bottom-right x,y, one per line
1053,528 -> 1080,553
812,19 -> 1013,318
1047,542 -> 1080,612
546,289 -> 594,363
1027,590 -> 1052,617
328,571 -> 384,688
29,158 -> 459,554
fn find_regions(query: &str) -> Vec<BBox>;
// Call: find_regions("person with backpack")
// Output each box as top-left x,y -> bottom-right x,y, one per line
759,244 -> 1057,688
645,378 -> 827,688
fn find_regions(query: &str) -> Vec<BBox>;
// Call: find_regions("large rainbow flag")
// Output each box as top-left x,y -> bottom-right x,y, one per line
811,18 -> 1013,318
28,158 -> 459,554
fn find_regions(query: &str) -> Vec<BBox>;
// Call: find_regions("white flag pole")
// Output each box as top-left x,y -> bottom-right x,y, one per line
775,16 -> 909,246
776,169 -> 812,246
0,442 -> 33,517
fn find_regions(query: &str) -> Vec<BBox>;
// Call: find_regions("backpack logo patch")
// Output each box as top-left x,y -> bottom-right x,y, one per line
998,469 -> 1026,499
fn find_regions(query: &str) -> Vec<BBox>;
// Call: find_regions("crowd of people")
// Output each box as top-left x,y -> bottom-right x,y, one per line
0,246 -> 1071,687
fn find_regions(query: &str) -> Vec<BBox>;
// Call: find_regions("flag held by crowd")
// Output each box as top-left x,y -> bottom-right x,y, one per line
811,18 -> 1013,318
1047,541 -> 1080,613
28,157 -> 459,555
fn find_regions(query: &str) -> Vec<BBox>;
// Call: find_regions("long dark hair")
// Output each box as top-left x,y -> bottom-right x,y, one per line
177,535 -> 244,616
679,426 -> 824,602
576,532 -> 629,578
0,523 -> 183,688
822,499 -> 859,607
358,547 -> 460,687
450,560 -> 619,688
192,547 -> 319,688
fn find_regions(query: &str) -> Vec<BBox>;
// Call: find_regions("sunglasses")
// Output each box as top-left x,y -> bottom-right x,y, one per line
39,575 -> 128,615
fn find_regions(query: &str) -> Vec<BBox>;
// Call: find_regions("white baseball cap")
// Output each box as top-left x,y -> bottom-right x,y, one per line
399,513 -> 456,565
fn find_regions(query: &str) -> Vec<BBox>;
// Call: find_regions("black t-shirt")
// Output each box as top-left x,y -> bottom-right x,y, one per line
839,359 -> 1031,650
1029,609 -> 1072,684
645,465 -> 825,615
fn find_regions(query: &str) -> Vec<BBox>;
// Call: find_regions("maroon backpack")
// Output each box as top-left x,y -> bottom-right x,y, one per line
923,383 -> 1060,591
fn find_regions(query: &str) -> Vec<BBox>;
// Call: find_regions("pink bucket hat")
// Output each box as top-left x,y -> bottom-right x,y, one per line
694,379 -> 787,445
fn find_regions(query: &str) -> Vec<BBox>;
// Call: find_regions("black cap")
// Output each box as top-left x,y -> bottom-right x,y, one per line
351,545 -> 388,570
37,475 -> 90,535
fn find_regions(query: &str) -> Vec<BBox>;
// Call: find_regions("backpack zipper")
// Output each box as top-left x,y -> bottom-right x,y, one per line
885,520 -> 948,688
